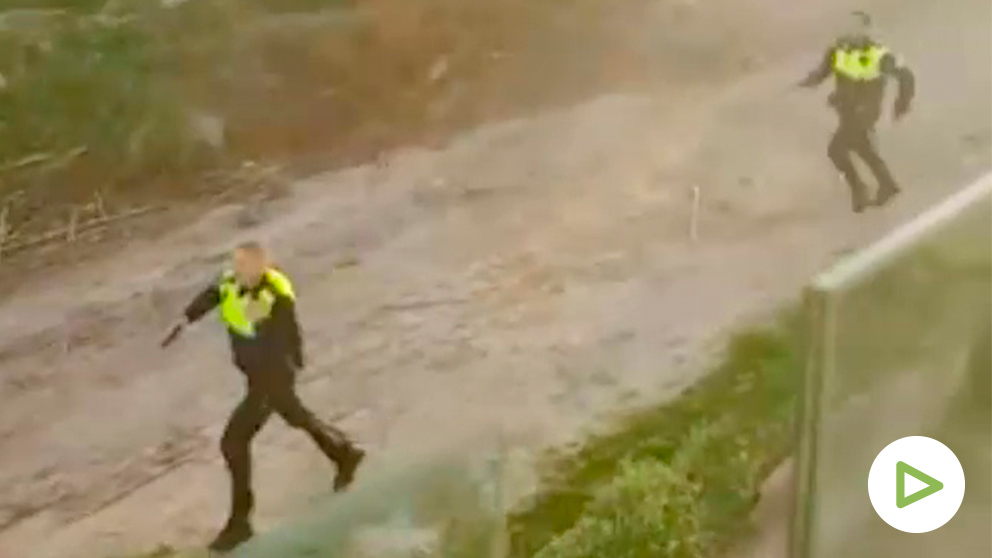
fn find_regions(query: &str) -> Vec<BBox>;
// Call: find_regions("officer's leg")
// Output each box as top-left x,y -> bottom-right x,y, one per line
828,122 -> 870,212
852,128 -> 900,205
265,372 -> 364,491
219,389 -> 272,530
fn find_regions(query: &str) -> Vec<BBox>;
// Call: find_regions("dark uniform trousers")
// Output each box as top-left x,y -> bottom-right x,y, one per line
827,106 -> 898,208
222,364 -> 352,524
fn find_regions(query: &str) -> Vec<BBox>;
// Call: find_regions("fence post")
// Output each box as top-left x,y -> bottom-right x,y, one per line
791,287 -> 836,558
0,203 -> 8,264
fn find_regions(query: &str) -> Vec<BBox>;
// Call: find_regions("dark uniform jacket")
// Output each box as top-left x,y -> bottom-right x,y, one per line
801,34 -> 916,128
184,270 -> 304,373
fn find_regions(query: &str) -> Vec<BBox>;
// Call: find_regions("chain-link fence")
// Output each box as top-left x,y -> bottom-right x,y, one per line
793,174 -> 992,558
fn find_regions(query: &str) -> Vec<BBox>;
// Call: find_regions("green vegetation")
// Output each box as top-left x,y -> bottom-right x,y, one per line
3,1 -> 106,11
0,0 -> 238,231
0,0 -> 617,234
508,314 -> 803,558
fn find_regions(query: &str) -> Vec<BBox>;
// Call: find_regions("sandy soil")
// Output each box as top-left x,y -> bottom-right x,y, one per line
0,0 -> 988,556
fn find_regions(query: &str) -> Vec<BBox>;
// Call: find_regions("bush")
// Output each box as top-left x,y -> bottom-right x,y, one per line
535,456 -> 704,558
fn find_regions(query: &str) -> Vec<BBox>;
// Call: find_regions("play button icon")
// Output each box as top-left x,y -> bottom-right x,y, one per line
896,461 -> 943,508
869,436 -> 965,533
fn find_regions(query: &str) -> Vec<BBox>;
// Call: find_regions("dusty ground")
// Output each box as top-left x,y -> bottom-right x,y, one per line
0,0 -> 988,556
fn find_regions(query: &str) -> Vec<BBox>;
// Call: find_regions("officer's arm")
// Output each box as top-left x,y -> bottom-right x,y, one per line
162,281 -> 220,348
184,282 -> 221,323
798,47 -> 834,88
269,294 -> 305,368
882,53 -> 915,116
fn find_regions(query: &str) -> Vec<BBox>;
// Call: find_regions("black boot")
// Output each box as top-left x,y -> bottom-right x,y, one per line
334,446 -> 366,492
851,188 -> 870,213
837,172 -> 870,214
873,185 -> 901,207
209,520 -> 254,553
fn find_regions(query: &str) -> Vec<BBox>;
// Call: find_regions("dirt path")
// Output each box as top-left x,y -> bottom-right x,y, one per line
0,0 -> 988,556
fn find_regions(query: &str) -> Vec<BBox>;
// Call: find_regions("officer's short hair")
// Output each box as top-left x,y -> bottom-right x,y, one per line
235,240 -> 269,262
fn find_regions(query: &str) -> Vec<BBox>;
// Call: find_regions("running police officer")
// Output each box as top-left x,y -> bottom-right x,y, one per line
162,241 -> 365,553
799,12 -> 916,213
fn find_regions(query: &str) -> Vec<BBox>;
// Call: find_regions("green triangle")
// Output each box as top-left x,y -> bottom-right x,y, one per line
896,461 -> 943,508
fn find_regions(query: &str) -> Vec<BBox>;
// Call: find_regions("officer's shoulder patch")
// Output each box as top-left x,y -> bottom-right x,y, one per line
263,268 -> 295,299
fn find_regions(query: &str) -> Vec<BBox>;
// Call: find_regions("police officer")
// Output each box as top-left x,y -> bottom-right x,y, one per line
799,12 -> 916,213
162,241 -> 365,552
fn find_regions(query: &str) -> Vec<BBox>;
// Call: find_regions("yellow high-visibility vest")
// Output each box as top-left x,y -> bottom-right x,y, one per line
833,45 -> 889,81
218,268 -> 295,337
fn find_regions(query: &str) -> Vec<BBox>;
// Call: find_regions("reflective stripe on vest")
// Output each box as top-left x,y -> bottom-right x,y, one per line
833,46 -> 889,81
218,268 -> 295,338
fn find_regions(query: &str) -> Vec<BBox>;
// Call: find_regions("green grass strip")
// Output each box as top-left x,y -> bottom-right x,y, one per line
507,312 -> 803,558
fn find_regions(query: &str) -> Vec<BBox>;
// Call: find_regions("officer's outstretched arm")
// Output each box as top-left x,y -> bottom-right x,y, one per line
798,47 -> 834,88
162,282 -> 221,348
883,53 -> 915,118
184,282 -> 222,323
